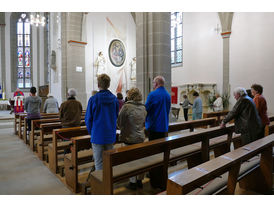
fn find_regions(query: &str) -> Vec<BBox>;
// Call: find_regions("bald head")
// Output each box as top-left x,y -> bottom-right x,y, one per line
153,76 -> 165,90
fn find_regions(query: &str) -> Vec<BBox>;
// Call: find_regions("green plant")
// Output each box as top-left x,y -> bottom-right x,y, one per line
222,93 -> 230,110
208,95 -> 216,109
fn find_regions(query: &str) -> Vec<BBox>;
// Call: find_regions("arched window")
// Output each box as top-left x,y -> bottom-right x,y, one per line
17,13 -> 31,88
171,12 -> 183,66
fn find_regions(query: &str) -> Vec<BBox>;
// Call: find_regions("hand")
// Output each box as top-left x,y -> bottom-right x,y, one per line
220,122 -> 226,128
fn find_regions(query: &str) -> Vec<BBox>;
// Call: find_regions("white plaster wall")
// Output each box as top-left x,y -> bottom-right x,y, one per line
230,12 -> 274,115
49,12 -> 62,105
85,12 -> 136,102
171,12 -> 223,93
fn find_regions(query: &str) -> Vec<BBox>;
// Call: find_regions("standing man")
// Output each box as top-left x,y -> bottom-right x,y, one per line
220,87 -> 262,146
85,74 -> 119,170
59,88 -> 82,128
145,75 -> 171,190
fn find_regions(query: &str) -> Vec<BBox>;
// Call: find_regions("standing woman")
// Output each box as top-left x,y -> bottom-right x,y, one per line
117,87 -> 147,190
192,92 -> 203,120
251,84 -> 270,138
180,95 -> 191,121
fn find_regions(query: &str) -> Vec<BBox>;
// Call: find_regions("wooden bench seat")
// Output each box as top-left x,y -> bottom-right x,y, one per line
48,126 -> 89,174
166,134 -> 274,195
64,135 -> 121,193
203,111 -> 229,125
186,156 -> 260,194
23,113 -> 60,143
90,133 -> 239,187
89,124 -> 235,194
38,120 -> 86,161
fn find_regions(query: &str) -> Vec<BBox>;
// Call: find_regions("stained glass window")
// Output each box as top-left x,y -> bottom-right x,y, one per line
17,13 -> 32,88
171,12 -> 183,66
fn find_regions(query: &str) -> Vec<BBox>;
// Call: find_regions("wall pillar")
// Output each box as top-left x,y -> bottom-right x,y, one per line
218,12 -> 233,96
136,12 -> 171,102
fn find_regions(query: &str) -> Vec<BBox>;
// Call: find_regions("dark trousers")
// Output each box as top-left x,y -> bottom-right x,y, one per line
147,130 -> 168,190
183,108 -> 188,121
258,125 -> 266,139
27,117 -> 40,131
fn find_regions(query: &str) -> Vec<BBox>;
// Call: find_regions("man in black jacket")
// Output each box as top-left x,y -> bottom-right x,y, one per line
220,87 -> 262,146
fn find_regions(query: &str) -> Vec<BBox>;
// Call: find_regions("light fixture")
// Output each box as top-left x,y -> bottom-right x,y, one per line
30,13 -> 46,27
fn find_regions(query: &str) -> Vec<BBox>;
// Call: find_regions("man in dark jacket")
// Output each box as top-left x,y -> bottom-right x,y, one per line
59,88 -> 82,128
220,87 -> 262,146
85,74 -> 119,170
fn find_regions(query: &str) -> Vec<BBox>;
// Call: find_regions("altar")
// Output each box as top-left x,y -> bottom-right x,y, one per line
0,100 -> 10,110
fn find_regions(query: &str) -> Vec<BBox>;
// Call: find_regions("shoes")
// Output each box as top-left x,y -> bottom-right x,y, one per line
126,182 -> 137,190
137,180 -> 143,188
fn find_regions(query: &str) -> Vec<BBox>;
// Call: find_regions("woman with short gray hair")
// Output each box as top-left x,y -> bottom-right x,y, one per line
221,87 -> 262,146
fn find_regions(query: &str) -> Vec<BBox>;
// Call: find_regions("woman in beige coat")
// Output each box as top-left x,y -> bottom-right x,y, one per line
117,87 -> 147,190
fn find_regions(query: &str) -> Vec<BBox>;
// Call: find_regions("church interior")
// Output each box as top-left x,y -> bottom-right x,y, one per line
0,6 -> 274,201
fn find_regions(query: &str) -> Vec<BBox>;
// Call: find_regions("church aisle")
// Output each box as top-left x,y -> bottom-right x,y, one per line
0,127 -> 72,195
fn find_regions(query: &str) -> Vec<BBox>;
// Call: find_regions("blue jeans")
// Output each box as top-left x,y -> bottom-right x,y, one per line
92,143 -> 114,170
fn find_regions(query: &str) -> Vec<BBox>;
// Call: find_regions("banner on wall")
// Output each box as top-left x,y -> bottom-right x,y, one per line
171,87 -> 178,104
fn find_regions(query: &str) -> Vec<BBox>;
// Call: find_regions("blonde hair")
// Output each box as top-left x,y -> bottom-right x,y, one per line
97,74 -> 110,90
127,87 -> 142,102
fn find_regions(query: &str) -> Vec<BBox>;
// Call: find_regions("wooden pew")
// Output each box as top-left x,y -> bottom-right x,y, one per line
30,118 -> 61,151
19,111 -> 85,141
48,126 -> 89,174
18,113 -> 59,139
203,111 -> 229,125
64,135 -> 93,193
38,120 -> 86,161
64,132 -> 122,193
60,118 -> 216,192
265,115 -> 274,136
31,116 -> 86,152
166,134 -> 274,195
168,117 -> 216,133
14,113 -> 25,135
89,124 -> 235,194
23,114 -> 60,144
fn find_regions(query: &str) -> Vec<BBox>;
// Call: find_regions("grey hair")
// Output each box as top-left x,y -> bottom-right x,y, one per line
68,88 -> 77,97
233,87 -> 247,96
154,75 -> 165,86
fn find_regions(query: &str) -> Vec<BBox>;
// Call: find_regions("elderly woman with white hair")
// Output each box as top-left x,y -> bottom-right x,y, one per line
43,93 -> 59,113
59,88 -> 83,128
220,87 -> 262,146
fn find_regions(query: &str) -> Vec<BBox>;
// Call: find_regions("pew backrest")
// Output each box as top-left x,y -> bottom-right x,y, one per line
166,134 -> 274,195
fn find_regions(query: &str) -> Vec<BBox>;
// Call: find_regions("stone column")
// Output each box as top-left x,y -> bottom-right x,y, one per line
221,32 -> 231,95
136,12 -> 171,102
61,13 -> 87,108
0,20 -> 6,96
218,12 -> 234,96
